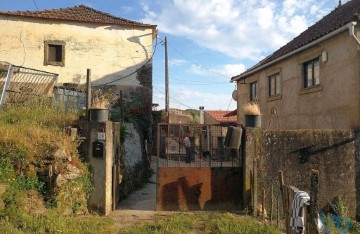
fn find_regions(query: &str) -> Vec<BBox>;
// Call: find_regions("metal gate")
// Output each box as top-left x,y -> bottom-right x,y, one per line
0,63 -> 58,109
156,123 -> 244,211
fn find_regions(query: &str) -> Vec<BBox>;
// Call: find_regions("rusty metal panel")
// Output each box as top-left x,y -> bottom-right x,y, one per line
157,167 -> 242,211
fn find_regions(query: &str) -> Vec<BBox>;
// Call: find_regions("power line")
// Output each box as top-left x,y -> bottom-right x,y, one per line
170,81 -> 228,86
32,0 -> 39,10
153,86 -> 194,109
226,95 -> 233,111
163,39 -> 229,79
153,75 -> 227,85
154,93 -> 193,109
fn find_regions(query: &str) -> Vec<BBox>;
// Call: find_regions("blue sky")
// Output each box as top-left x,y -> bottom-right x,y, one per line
0,0 -> 347,110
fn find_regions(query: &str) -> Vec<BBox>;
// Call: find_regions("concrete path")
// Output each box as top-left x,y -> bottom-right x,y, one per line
109,156 -> 158,229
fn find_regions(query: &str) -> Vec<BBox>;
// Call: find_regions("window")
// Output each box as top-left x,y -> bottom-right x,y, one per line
44,40 -> 65,66
250,81 -> 258,101
268,73 -> 281,96
303,58 -> 319,88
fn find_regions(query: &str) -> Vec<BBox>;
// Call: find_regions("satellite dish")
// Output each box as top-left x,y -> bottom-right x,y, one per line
232,90 -> 237,101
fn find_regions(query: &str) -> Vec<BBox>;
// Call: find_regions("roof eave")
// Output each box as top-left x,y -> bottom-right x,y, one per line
230,22 -> 354,83
0,12 -> 157,29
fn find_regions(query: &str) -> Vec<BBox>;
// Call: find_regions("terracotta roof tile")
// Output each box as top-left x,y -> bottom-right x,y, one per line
232,0 -> 360,80
0,5 -> 156,28
205,110 -> 237,124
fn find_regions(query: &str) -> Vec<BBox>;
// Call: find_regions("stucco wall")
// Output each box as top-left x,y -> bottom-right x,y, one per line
237,29 -> 360,129
0,15 -> 154,85
245,128 -> 360,219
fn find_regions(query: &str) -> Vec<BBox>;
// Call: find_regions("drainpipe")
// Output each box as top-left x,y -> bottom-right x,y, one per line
349,21 -> 360,131
349,22 -> 360,46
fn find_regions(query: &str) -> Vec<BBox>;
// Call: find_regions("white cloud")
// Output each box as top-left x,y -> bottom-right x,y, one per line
167,85 -> 236,110
212,64 -> 246,78
191,65 -> 208,76
121,6 -> 134,14
190,63 -> 246,79
169,58 -> 187,66
141,0 -> 339,61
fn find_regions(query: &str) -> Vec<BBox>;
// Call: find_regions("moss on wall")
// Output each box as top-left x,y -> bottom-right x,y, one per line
245,128 -> 358,219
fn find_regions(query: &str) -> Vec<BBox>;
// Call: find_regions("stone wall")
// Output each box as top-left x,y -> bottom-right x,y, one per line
120,123 -> 151,199
245,128 -> 359,219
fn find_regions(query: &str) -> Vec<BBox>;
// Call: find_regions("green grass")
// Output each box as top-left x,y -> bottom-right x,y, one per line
0,209 -> 116,234
0,98 -> 79,129
0,98 -> 80,177
0,98 -> 112,233
120,212 -> 281,234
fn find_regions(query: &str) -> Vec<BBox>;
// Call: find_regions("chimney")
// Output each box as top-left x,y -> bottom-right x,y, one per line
199,106 -> 204,124
338,0 -> 342,7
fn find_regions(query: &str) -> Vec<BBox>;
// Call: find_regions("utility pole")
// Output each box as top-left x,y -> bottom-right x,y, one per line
165,36 -> 169,123
86,69 -> 91,121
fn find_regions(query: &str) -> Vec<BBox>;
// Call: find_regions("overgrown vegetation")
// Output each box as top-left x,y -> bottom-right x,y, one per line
120,212 -> 281,234
242,102 -> 261,115
325,196 -> 360,234
0,98 -> 116,233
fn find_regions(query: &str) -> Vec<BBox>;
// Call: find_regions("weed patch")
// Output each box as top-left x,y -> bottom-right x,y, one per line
120,212 -> 280,234
0,209 -> 116,234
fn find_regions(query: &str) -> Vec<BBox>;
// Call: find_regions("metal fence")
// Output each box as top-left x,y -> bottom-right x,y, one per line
0,64 -> 58,109
54,86 -> 86,111
156,123 -> 242,168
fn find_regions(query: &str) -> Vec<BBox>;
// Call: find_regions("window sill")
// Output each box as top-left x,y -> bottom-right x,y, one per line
266,94 -> 282,102
299,85 -> 322,95
45,62 -> 65,67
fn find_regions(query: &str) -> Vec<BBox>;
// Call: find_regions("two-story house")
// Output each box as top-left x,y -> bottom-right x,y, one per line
231,0 -> 360,129
0,5 -> 157,108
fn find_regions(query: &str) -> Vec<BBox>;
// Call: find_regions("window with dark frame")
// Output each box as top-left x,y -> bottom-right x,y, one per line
250,81 -> 258,101
303,58 -> 319,88
44,41 -> 65,66
268,73 -> 281,97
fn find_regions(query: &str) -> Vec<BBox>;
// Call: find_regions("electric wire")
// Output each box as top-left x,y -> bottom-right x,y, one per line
32,0 -> 39,10
164,39 -> 229,79
153,75 -> 229,85
226,95 -> 233,111
155,94 -> 193,109
153,86 -> 194,109
170,81 -> 227,86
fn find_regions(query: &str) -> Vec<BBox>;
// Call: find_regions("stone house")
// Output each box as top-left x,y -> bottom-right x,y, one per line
0,5 -> 156,85
231,0 -> 360,129
0,5 -> 157,113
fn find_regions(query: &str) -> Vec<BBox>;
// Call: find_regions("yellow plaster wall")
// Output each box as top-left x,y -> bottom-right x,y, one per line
0,15 -> 154,85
